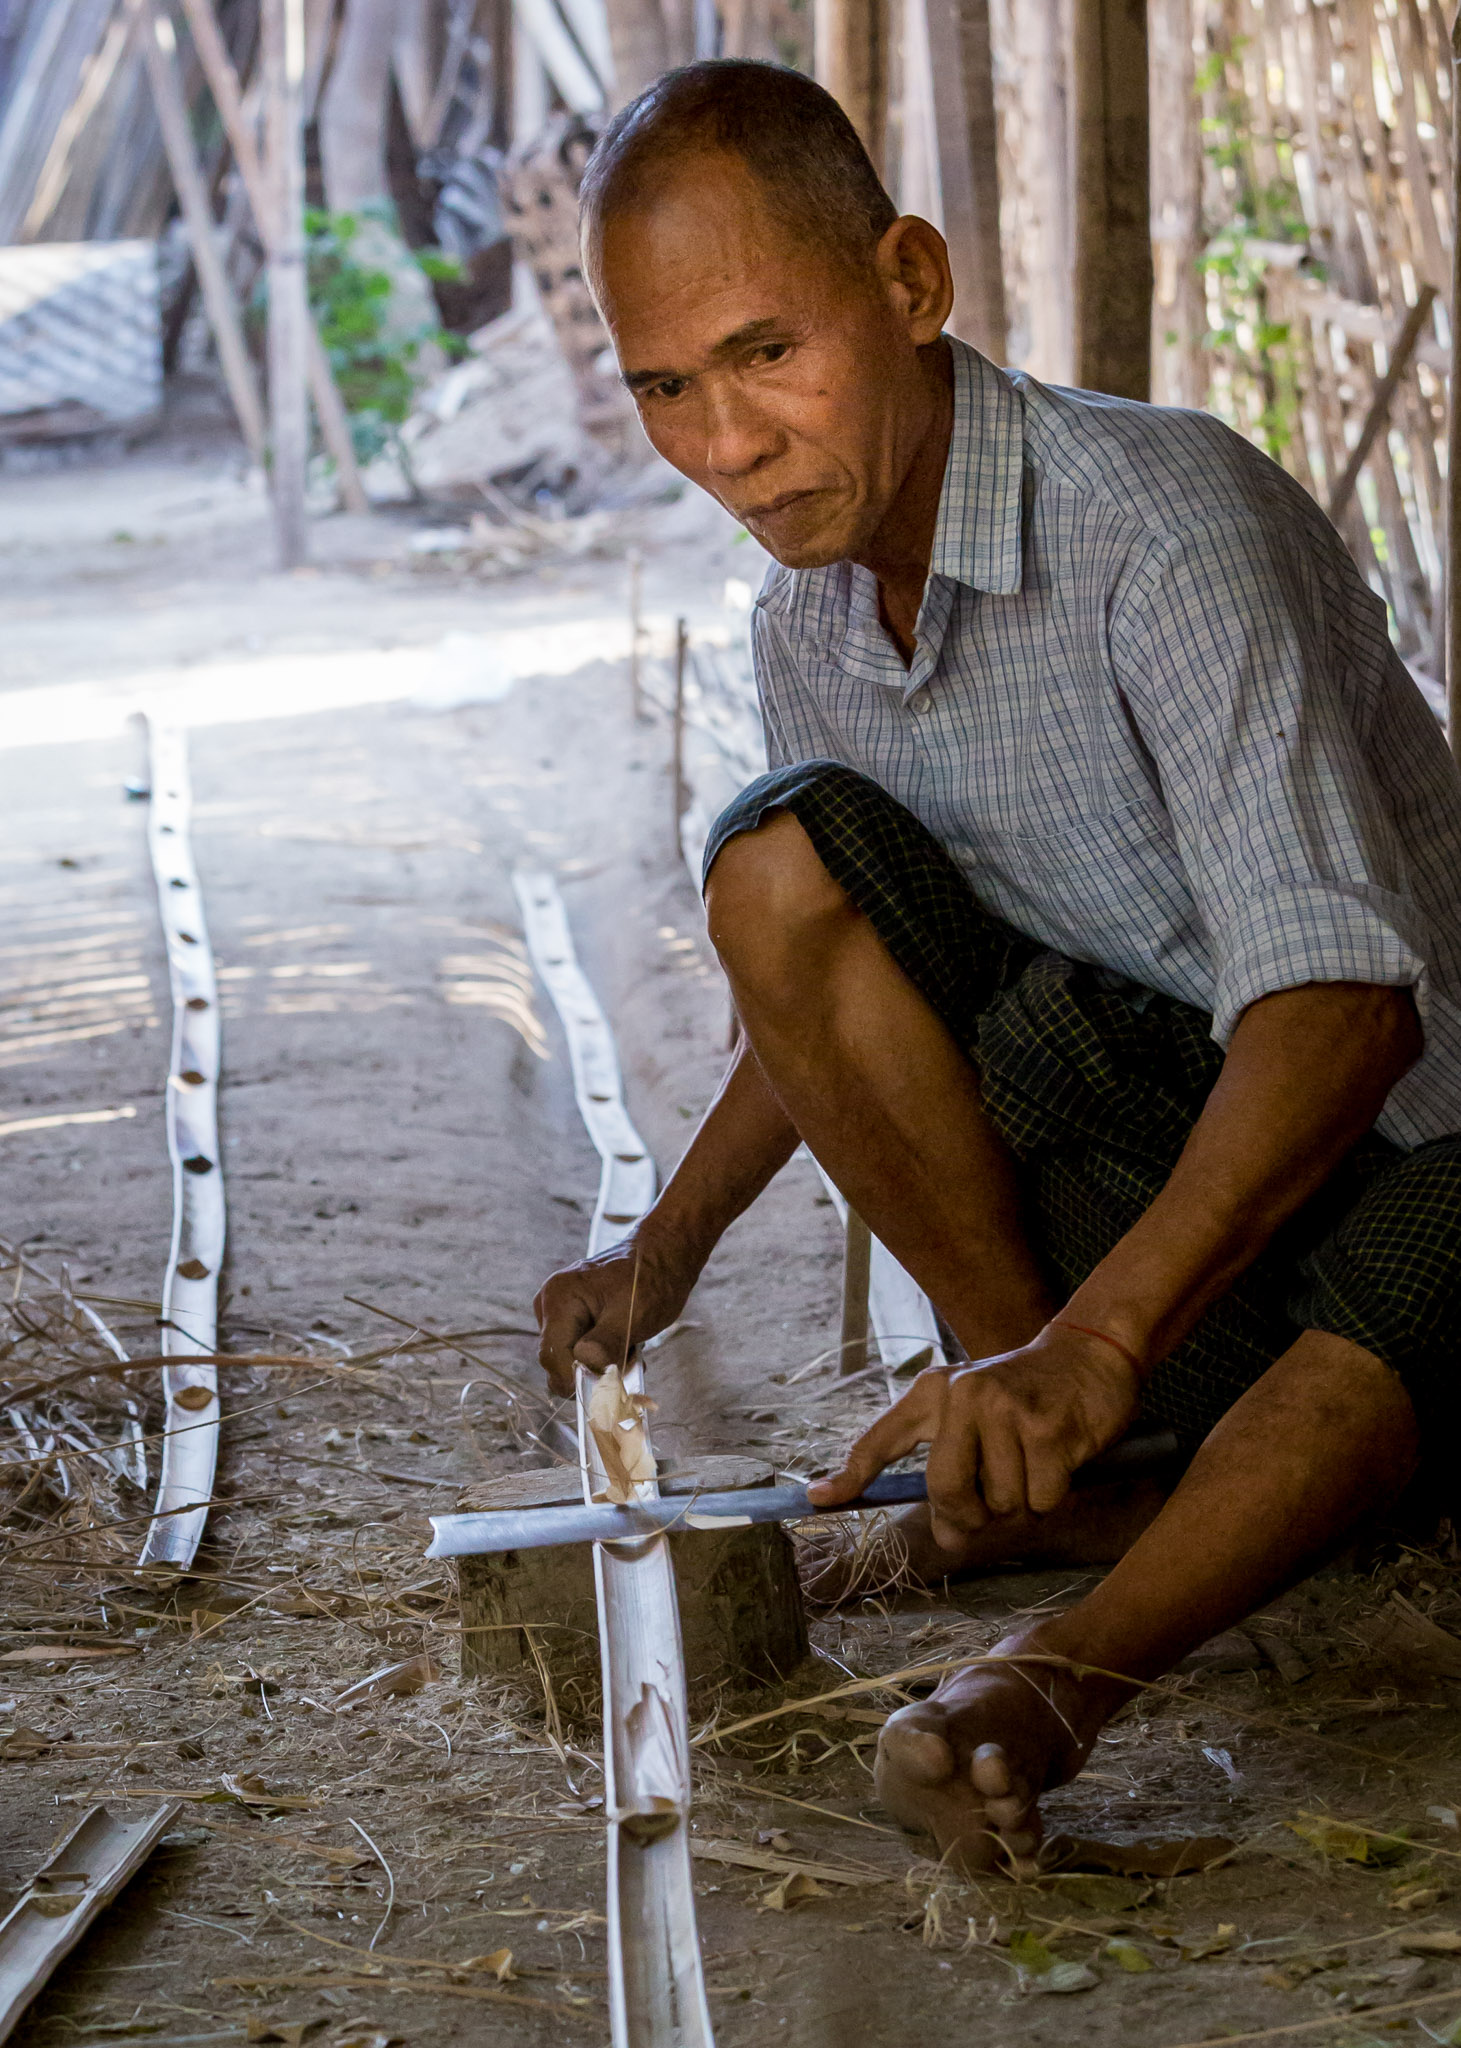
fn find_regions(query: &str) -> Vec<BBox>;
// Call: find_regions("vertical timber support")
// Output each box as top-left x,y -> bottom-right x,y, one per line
263,0 -> 311,568
815,0 -> 890,173
177,0 -> 371,515
130,0 -> 268,465
1071,0 -> 1152,401
922,0 -> 1006,360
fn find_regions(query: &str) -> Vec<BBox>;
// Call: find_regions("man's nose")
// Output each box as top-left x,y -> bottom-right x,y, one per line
701,386 -> 781,481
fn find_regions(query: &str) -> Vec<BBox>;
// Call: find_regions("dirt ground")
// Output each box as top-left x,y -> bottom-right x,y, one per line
7,391 -> 1461,2048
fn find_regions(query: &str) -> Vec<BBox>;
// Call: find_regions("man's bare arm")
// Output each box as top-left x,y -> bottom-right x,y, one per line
813,980 -> 1423,1531
535,1037 -> 799,1390
1064,979 -> 1422,1368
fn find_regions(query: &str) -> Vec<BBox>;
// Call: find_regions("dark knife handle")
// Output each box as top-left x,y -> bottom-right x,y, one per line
839,1429 -> 1181,1513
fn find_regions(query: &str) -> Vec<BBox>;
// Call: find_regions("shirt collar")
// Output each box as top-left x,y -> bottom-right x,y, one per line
930,338 -> 1025,596
756,336 -> 1025,630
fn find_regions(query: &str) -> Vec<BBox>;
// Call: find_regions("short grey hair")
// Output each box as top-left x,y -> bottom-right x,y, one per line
579,60 -> 899,294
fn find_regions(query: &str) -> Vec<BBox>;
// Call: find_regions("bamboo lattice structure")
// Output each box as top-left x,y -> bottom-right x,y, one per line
1150,0 -> 1453,694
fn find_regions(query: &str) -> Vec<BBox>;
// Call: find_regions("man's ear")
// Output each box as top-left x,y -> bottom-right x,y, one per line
875,216 -> 955,345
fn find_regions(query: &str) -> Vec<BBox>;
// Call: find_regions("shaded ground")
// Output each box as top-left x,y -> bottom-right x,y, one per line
5,400 -> 1461,2048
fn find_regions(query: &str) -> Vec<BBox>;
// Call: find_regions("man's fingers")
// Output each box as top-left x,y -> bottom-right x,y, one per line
924,1377 -> 986,1537
970,1421 -> 1027,1520
1023,1441 -> 1075,1516
536,1283 -> 602,1393
806,1380 -> 942,1506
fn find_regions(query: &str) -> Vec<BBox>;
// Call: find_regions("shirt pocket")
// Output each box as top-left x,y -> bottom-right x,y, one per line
958,794 -> 1193,962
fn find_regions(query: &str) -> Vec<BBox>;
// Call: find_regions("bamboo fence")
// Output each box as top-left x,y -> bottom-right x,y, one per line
1155,0 -> 1451,690
989,0 -> 1454,693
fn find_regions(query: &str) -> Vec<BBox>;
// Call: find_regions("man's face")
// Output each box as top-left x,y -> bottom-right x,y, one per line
595,152 -> 929,569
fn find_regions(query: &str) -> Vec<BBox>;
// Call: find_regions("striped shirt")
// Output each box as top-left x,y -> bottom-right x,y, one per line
752,338 -> 1461,1149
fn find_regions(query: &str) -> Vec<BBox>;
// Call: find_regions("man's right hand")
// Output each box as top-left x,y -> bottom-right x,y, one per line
534,1231 -> 700,1395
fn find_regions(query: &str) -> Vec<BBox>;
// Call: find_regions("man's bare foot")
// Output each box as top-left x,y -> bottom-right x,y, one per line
798,1482 -> 1168,1606
874,1623 -> 1134,1874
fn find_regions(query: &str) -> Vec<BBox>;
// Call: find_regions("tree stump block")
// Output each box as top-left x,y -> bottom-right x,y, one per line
454,1455 -> 808,1711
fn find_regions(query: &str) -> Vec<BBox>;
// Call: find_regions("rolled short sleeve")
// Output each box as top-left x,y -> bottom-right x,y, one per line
1113,517 -> 1432,1045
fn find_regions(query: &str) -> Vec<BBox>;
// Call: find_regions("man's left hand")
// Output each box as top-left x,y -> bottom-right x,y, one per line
806,1326 -> 1142,1545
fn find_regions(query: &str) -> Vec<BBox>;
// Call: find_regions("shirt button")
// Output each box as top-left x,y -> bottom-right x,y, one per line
911,690 -> 933,715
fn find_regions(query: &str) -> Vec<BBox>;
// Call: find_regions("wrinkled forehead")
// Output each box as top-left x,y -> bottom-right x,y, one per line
591,152 -> 858,355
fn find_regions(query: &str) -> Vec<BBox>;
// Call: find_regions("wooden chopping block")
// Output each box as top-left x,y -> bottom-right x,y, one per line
454,1454 -> 809,1708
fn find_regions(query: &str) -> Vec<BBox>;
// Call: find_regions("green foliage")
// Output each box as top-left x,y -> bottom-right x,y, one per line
1193,34 -> 1315,462
301,208 -> 465,469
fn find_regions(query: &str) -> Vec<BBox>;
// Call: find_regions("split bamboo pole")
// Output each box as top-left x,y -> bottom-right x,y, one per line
129,0 -> 267,465
177,0 -> 370,514
262,0 -> 311,568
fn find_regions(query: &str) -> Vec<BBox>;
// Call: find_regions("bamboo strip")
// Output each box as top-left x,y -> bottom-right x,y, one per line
137,724 -> 225,1571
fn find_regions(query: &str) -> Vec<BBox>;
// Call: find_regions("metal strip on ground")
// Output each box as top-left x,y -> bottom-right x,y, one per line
513,868 -> 715,2048
138,722 -> 225,1570
0,1800 -> 181,2044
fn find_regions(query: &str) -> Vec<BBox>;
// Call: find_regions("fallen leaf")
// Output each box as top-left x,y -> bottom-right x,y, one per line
688,1838 -> 882,1886
1390,1883 -> 1444,1912
246,2021 -> 314,2045
0,1724 -> 53,1759
1286,1813 -> 1411,1866
333,1655 -> 440,1711
218,1773 -> 319,1811
459,1948 -> 514,1982
329,2034 -> 395,2048
758,1871 -> 824,1911
1027,1962 -> 1098,1995
1350,1597 -> 1461,1685
1105,1939 -> 1153,1973
1007,1928 -> 1058,1977
1180,1923 -> 1237,1961
0,1643 -> 138,1665
1398,1928 -> 1461,1956
1041,1834 -> 1233,1878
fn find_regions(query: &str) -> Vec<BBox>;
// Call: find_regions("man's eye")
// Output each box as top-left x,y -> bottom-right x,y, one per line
649,377 -> 689,401
751,342 -> 790,365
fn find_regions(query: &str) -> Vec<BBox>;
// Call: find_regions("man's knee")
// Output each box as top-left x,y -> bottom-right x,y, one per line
704,809 -> 853,996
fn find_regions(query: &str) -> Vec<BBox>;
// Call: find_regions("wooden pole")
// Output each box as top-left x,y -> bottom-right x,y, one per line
839,1209 -> 872,1376
922,0 -> 1006,361
1329,286 -> 1438,523
130,0 -> 267,464
1448,4 -> 1461,763
262,0 -> 311,568
1071,0 -> 1152,400
814,0 -> 889,172
177,0 -> 370,515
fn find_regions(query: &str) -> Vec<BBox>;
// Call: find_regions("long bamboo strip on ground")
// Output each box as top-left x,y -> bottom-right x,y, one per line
512,868 -> 714,2048
137,724 -> 225,1571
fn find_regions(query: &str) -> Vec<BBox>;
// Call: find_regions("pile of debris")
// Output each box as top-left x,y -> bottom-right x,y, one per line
0,1239 -> 148,1576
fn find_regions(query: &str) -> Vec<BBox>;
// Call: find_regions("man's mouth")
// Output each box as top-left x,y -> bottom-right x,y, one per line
738,488 -> 823,526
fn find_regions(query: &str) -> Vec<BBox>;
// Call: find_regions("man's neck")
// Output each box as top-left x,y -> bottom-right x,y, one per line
854,339 -> 956,666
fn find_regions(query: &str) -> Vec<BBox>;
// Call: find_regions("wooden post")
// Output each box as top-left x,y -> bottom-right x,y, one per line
1329,287 -> 1438,523
922,0 -> 1006,361
1448,4 -> 1461,763
839,1208 -> 872,1375
1071,0 -> 1151,401
177,0 -> 370,515
671,615 -> 688,855
815,0 -> 889,173
130,0 -> 267,464
262,0 -> 310,568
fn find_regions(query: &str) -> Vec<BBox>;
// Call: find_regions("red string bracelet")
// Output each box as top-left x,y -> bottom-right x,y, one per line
1049,1319 -> 1144,1375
